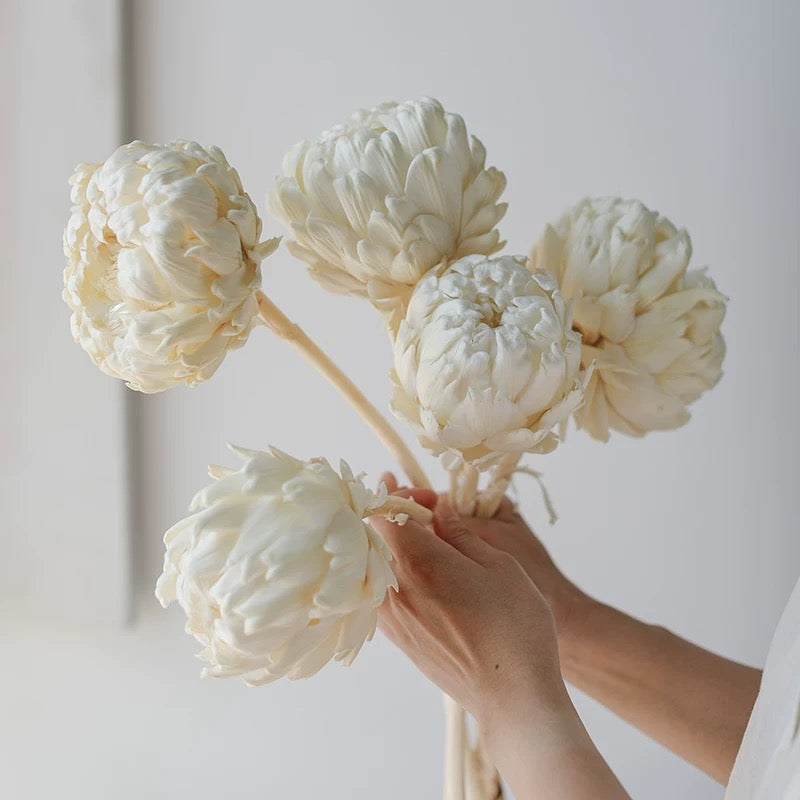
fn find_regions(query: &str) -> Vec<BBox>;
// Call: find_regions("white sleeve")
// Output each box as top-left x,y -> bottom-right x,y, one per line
725,578 -> 800,799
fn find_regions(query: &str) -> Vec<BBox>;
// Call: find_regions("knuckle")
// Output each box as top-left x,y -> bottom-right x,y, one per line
450,525 -> 473,542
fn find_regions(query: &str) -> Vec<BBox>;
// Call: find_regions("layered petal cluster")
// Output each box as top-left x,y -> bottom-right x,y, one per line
155,446 -> 396,685
391,254 -> 586,469
268,97 -> 507,328
530,197 -> 727,440
63,140 -> 278,393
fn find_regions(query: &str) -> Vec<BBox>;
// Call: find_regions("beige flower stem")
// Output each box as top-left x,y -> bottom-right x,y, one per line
450,463 -> 480,516
444,695 -> 467,800
449,461 -> 510,800
474,453 -> 521,518
444,692 -> 504,800
256,291 -> 430,490
257,293 -> 493,800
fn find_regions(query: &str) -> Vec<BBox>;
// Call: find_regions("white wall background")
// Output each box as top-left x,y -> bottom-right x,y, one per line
0,0 -> 130,624
1,1 -> 798,798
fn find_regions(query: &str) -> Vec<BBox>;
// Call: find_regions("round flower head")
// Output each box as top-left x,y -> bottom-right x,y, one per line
63,140 -> 278,393
530,197 -> 726,440
155,445 -> 397,685
268,97 -> 507,329
391,254 -> 586,470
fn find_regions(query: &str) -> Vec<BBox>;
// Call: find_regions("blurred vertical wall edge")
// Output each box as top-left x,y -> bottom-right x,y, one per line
0,0 -> 132,626
120,0 -> 143,624
0,0 -> 18,455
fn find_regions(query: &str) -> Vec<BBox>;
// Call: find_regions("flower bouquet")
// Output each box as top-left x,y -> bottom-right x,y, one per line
63,98 -> 726,799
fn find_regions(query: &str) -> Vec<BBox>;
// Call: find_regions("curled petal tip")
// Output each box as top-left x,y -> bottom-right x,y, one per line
253,236 -> 281,262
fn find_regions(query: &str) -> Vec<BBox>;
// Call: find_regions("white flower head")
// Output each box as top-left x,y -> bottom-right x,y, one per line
390,254 -> 587,470
530,197 -> 727,441
155,445 -> 396,686
268,97 -> 507,329
63,140 -> 279,393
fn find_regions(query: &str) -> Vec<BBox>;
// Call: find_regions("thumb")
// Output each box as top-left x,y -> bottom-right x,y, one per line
434,500 -> 498,566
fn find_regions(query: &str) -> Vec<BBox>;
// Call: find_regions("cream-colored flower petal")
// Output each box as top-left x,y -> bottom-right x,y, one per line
390,254 -> 587,469
156,447 -> 396,685
63,140 -> 277,393
268,98 -> 507,330
531,197 -> 727,439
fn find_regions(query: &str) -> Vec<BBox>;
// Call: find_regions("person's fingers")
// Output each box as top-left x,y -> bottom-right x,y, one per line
467,518 -> 503,548
433,500 -> 501,566
378,608 -> 425,672
377,596 -> 407,646
369,514 -> 449,575
379,588 -> 454,665
391,486 -> 438,509
379,590 -> 430,658
378,472 -> 438,509
380,471 -> 399,494
379,584 -> 400,620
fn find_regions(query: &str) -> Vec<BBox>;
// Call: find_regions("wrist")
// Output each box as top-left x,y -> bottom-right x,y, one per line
476,666 -> 573,754
556,591 -> 602,674
552,582 -> 595,642
479,680 -> 630,800
479,685 -> 592,791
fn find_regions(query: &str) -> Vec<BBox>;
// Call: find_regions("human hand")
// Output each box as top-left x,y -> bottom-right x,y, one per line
382,472 -> 589,643
374,476 -> 630,800
376,473 -> 438,512
370,494 -> 568,736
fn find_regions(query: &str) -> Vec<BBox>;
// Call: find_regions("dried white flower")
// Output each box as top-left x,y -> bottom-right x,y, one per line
155,445 -> 397,685
63,140 -> 278,393
390,254 -> 586,470
530,197 -> 726,440
268,97 -> 507,328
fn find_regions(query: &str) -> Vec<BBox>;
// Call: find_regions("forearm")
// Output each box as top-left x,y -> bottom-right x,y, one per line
482,688 -> 630,800
560,598 -> 761,784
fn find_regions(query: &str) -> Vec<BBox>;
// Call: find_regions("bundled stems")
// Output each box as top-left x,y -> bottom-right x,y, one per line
258,289 -> 499,800
256,291 -> 430,490
474,454 -> 522,518
450,463 -> 480,516
447,456 -> 558,795
450,455 -> 520,520
446,464 -> 507,799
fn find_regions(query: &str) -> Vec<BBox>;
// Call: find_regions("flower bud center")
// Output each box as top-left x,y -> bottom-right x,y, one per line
475,294 -> 505,328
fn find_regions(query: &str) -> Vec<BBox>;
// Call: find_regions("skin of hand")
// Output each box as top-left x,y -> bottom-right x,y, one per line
381,473 -> 761,786
373,492 -> 564,727
381,473 -> 586,640
372,476 -> 630,800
